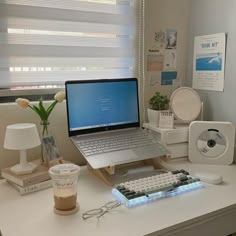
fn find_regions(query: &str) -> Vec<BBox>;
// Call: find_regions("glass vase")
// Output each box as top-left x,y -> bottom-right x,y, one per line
40,120 -> 50,166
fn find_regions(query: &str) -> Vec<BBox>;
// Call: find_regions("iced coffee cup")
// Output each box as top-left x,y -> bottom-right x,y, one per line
49,163 -> 80,215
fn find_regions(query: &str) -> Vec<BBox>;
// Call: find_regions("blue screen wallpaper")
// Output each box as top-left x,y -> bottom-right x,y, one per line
67,81 -> 139,131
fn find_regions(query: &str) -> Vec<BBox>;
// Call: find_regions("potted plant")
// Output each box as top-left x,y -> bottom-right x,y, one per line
147,92 -> 169,126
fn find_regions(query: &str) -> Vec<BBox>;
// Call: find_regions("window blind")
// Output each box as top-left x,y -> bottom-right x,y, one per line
0,0 -> 141,88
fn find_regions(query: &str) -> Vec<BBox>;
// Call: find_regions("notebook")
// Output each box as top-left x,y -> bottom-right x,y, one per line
65,78 -> 169,169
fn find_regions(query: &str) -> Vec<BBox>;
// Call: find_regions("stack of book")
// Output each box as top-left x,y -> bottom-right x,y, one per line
1,160 -> 52,195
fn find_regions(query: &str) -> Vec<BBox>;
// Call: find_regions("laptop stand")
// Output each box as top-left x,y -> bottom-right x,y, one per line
87,158 -> 164,186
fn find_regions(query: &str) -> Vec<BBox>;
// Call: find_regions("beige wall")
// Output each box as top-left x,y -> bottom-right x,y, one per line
0,101 -> 86,171
144,0 -> 190,120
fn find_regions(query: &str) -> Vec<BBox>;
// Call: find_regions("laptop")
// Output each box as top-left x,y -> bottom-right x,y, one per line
65,78 -> 169,169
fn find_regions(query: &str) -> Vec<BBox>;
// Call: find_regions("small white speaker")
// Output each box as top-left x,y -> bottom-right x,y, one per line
189,121 -> 235,165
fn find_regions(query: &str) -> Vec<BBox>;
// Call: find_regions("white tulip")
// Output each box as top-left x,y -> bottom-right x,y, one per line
15,98 -> 30,108
54,91 -> 65,103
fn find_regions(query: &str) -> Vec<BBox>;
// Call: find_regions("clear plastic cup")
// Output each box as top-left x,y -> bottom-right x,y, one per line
49,163 -> 80,215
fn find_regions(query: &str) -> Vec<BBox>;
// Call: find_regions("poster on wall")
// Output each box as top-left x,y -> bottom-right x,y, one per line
148,30 -> 166,53
192,33 -> 226,91
147,55 -> 164,71
164,49 -> 177,71
166,29 -> 177,49
147,29 -> 178,86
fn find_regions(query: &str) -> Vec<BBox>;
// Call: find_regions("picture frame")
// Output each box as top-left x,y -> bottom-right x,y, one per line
42,135 -> 62,165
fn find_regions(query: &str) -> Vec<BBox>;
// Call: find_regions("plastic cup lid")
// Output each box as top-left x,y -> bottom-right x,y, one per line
49,163 -> 80,177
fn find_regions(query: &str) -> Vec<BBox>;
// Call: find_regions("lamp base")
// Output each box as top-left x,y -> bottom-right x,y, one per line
10,162 -> 38,175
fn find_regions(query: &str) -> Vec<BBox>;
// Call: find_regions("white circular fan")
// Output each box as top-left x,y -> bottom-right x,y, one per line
170,87 -> 201,122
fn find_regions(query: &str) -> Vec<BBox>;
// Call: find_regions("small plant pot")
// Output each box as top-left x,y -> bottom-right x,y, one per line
147,109 -> 161,127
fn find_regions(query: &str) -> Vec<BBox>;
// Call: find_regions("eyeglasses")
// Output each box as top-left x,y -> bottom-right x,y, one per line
82,200 -> 121,220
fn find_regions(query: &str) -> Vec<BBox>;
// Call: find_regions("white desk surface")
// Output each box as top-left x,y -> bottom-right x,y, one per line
1,158 -> 236,236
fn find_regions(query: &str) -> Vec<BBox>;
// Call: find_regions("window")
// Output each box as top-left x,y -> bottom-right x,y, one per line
0,0 -> 142,95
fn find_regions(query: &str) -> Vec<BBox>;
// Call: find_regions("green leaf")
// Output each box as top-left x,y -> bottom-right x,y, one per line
32,105 -> 44,120
46,100 -> 58,117
38,97 -> 48,120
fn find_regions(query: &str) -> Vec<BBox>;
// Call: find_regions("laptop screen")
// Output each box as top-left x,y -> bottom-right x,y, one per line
65,78 -> 140,136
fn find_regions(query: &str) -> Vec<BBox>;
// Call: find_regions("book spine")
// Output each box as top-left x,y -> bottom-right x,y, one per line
1,171 -> 50,187
7,180 -> 52,195
1,171 -> 22,186
24,174 -> 50,187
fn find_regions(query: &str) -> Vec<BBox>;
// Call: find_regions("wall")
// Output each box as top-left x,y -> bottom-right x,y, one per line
186,0 -> 236,124
144,0 -> 236,129
144,0 -> 190,120
0,101 -> 86,170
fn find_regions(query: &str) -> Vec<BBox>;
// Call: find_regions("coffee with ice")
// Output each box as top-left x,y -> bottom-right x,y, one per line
49,164 -> 80,215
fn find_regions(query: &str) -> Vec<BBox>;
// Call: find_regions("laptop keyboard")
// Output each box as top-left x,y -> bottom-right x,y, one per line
112,169 -> 202,208
77,130 -> 157,156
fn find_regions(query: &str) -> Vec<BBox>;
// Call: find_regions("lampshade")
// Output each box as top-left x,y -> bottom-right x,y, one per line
4,123 -> 41,150
4,123 -> 41,175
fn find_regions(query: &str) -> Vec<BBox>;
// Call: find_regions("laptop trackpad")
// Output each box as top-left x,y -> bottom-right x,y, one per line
87,150 -> 136,169
111,144 -> 167,165
110,150 -> 138,165
132,144 -> 167,158
87,144 -> 168,169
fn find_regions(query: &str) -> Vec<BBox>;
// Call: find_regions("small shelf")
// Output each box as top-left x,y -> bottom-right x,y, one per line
143,122 -> 189,159
143,122 -> 189,132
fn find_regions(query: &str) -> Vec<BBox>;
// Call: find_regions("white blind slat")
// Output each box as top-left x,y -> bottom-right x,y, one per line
0,6 -> 135,26
0,33 -> 134,48
1,45 -> 136,57
0,69 -> 137,87
0,57 -> 134,67
6,17 -> 134,35
1,0 -> 132,14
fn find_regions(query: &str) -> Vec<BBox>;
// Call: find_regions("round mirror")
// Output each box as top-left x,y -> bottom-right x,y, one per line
170,87 -> 201,122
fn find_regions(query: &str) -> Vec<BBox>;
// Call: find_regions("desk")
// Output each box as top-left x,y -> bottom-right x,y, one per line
1,158 -> 236,236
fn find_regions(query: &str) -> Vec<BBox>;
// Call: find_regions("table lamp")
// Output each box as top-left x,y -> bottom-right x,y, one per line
4,123 -> 41,175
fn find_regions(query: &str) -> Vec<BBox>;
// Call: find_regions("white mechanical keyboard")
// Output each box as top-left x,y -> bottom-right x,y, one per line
112,169 -> 202,208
